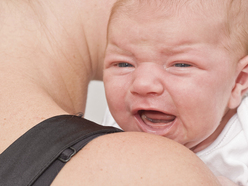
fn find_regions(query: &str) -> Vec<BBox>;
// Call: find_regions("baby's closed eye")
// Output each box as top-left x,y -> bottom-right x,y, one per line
173,63 -> 192,67
117,62 -> 134,67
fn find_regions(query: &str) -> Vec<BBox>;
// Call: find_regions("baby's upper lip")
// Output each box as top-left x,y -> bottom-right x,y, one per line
132,106 -> 175,117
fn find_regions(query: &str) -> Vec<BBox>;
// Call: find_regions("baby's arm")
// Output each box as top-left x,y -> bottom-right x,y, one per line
217,176 -> 239,186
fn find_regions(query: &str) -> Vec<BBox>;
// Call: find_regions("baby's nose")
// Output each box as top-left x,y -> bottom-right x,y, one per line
130,63 -> 164,96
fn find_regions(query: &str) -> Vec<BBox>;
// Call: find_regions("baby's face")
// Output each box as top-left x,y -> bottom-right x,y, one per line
104,6 -> 239,152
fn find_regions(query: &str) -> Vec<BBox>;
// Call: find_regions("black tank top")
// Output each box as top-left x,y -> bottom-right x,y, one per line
0,115 -> 123,186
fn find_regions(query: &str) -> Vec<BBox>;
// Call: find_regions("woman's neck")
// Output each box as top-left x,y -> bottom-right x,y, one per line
0,76 -> 66,153
0,0 -> 116,153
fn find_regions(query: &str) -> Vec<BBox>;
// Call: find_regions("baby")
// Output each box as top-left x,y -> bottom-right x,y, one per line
103,0 -> 248,185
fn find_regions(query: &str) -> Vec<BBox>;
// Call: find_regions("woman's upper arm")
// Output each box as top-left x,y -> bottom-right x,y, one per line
52,132 -> 221,186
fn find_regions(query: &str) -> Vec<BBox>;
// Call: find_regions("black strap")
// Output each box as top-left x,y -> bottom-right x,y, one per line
0,115 -> 123,186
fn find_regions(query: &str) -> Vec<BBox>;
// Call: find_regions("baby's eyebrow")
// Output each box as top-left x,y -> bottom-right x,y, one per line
160,47 -> 190,56
107,43 -> 134,57
107,40 -> 206,60
160,43 -> 203,56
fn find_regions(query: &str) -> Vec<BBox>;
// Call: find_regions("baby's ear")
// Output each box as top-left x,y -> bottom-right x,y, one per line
228,55 -> 248,109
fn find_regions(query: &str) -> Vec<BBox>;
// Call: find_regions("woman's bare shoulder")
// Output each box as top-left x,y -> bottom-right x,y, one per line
52,132 -> 221,186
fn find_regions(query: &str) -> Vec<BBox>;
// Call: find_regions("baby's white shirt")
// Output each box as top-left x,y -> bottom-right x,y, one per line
196,96 -> 248,185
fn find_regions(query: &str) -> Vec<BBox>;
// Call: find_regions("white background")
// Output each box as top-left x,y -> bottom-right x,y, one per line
85,81 -> 108,124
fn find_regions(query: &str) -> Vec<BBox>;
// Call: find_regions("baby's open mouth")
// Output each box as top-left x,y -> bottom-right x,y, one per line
139,110 -> 176,128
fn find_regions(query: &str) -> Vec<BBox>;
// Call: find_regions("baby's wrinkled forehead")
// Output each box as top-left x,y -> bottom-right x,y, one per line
111,0 -> 227,17
110,0 -> 231,34
109,0 -> 248,56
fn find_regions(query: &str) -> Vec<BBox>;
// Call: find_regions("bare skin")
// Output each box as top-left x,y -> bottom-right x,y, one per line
52,132 -> 220,185
0,0 -> 221,185
0,0 -> 112,152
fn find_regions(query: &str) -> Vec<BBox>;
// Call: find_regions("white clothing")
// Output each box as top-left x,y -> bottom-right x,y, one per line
102,107 -> 122,129
102,97 -> 248,185
196,96 -> 248,186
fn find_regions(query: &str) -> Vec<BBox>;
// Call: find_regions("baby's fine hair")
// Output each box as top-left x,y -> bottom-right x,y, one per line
109,0 -> 248,56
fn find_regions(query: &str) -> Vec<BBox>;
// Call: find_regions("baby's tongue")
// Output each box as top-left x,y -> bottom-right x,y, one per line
141,110 -> 175,123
